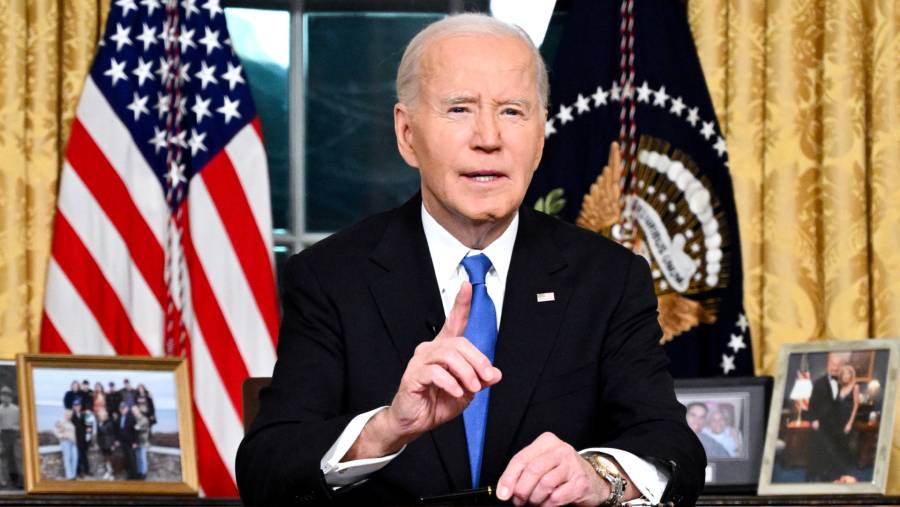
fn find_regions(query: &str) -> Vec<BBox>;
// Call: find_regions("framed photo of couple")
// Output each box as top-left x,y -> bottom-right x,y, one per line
16,354 -> 198,495
758,339 -> 900,495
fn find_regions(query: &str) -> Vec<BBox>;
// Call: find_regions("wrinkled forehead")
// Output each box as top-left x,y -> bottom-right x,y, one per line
418,34 -> 538,97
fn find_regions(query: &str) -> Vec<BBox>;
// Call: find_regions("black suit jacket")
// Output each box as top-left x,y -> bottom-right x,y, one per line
236,195 -> 705,505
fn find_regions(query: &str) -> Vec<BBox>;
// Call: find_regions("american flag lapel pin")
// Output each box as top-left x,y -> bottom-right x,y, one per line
536,292 -> 555,303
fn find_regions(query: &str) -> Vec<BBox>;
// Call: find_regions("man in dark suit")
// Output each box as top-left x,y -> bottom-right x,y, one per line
237,13 -> 704,506
806,353 -> 848,481
71,400 -> 90,477
114,403 -> 138,479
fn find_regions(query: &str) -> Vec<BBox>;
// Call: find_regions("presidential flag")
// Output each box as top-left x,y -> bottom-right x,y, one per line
41,0 -> 278,494
527,0 -> 752,376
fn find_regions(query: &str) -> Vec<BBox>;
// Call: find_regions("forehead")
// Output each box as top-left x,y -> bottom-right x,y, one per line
419,34 -> 537,98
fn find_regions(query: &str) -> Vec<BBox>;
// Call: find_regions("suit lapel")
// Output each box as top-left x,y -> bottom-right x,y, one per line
480,209 -> 570,485
367,195 -> 471,490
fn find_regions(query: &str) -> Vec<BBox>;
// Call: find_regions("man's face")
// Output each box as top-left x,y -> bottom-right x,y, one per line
709,411 -> 725,434
827,354 -> 844,376
686,405 -> 707,434
395,34 -> 545,233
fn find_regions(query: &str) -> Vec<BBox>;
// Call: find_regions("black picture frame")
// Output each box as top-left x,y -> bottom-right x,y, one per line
674,376 -> 773,494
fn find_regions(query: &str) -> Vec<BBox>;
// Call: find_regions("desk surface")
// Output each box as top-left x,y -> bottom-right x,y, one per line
0,494 -> 898,506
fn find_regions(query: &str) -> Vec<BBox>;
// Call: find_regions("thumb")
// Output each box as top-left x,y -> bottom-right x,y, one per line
438,281 -> 472,339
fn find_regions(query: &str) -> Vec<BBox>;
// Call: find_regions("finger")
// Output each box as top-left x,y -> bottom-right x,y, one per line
446,337 -> 501,385
426,348 -> 482,393
438,282 -> 472,339
511,451 -> 562,505
528,461 -> 567,506
547,477 -> 583,507
417,364 -> 465,398
497,433 -> 561,500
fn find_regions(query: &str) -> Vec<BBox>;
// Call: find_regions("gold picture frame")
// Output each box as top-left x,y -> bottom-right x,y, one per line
757,339 -> 899,495
17,354 -> 197,495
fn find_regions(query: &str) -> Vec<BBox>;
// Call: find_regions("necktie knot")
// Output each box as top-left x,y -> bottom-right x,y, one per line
461,253 -> 492,285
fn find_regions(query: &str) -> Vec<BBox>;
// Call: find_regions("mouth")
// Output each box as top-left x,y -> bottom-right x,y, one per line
461,170 -> 507,183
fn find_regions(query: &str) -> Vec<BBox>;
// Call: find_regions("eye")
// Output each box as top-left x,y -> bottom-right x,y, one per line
448,106 -> 469,114
501,108 -> 524,116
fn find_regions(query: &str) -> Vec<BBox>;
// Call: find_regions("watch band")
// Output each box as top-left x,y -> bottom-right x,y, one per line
583,453 -> 627,506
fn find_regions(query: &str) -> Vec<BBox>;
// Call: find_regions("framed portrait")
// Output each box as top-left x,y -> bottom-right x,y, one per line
17,354 -> 197,495
0,361 -> 24,493
675,376 -> 772,493
758,339 -> 900,495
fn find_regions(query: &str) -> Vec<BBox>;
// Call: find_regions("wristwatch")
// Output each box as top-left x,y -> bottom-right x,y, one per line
582,453 -> 627,506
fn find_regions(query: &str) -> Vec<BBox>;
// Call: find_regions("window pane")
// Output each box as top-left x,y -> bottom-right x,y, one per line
304,13 -> 443,233
225,8 -> 292,232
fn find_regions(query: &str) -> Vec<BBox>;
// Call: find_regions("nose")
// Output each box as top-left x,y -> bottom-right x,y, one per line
471,108 -> 501,152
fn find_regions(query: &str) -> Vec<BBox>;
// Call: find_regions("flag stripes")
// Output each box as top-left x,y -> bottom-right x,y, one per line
41,0 -> 279,493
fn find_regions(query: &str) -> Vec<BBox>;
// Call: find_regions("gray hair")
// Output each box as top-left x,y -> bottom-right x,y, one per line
396,13 -> 549,109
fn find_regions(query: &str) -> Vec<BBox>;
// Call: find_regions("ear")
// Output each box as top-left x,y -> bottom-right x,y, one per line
394,103 -> 420,169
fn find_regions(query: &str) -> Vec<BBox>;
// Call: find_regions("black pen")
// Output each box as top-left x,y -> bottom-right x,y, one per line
420,485 -> 493,503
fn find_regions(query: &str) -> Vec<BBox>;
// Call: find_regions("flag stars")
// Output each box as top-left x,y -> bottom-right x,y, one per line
115,0 -> 138,16
686,107 -> 700,127
177,62 -> 191,85
728,333 -> 746,353
136,23 -> 158,51
202,0 -> 223,19
132,57 -> 154,87
621,82 -> 634,100
182,0 -> 200,19
149,127 -> 167,153
544,119 -> 556,138
126,92 -> 149,121
140,0 -> 161,15
221,62 -> 245,90
188,128 -> 207,155
199,27 -> 221,55
669,96 -> 686,116
195,61 -> 218,90
736,313 -> 749,333
713,136 -> 727,157
217,96 -> 241,124
591,86 -> 609,107
192,95 -> 212,122
574,94 -> 590,114
154,92 -> 170,119
166,161 -> 187,186
652,85 -> 669,107
700,121 -> 716,140
104,58 -> 128,85
110,23 -> 133,52
610,82 -> 622,102
179,26 -> 196,53
636,81 -> 652,103
168,130 -> 187,149
556,103 -> 574,125
720,354 -> 736,375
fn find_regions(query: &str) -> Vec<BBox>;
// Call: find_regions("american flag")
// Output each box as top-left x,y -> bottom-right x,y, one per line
41,0 -> 278,495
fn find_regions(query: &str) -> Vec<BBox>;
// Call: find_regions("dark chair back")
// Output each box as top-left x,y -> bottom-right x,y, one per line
242,377 -> 271,433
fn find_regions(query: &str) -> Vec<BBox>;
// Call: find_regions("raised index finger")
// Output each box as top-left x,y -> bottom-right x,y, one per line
437,281 -> 472,339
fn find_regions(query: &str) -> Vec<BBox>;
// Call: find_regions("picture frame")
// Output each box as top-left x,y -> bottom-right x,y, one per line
17,354 -> 198,495
758,339 -> 900,495
0,360 -> 24,493
674,376 -> 772,493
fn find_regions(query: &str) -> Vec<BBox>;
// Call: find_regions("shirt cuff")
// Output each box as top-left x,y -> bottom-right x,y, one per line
320,406 -> 405,487
579,447 -> 670,505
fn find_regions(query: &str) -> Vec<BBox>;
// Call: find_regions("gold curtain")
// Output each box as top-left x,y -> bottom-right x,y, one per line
0,0 -> 108,357
688,0 -> 900,375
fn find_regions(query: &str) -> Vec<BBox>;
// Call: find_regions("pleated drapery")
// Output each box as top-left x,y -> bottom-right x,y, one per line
688,0 -> 900,375
0,0 -> 109,356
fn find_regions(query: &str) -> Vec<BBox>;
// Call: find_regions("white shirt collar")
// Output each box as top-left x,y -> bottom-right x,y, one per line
420,205 -> 518,285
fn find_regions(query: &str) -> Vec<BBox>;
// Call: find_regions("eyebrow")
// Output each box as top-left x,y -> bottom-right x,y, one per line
440,96 -> 533,108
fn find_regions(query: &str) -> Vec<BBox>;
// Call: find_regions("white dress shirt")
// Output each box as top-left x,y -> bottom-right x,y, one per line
320,206 -> 669,503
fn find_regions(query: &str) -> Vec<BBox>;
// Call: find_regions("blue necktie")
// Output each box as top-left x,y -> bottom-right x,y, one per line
460,253 -> 497,488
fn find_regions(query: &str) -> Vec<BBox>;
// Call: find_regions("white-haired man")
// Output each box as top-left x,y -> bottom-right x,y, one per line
237,13 -> 704,506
